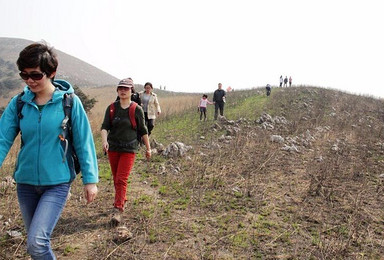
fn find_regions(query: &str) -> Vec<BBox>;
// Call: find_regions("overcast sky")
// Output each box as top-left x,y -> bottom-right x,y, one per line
1,0 -> 383,97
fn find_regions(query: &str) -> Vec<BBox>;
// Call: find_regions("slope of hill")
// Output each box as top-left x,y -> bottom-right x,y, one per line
0,86 -> 383,259
0,37 -> 119,98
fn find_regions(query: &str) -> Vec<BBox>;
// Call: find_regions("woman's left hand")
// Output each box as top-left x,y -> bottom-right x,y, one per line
84,183 -> 98,204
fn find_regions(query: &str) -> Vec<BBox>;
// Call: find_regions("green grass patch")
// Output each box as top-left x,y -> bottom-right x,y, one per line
98,162 -> 112,180
226,93 -> 268,120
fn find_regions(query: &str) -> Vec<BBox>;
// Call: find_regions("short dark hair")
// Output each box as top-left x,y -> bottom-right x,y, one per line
144,82 -> 153,89
17,41 -> 58,78
203,94 -> 208,98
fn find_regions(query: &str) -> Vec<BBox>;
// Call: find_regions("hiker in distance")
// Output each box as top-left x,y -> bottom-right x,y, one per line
0,41 -> 98,259
279,75 -> 283,87
213,82 -> 226,120
289,76 -> 292,87
101,78 -> 151,226
198,94 -> 213,121
284,76 -> 288,87
266,84 -> 272,96
139,82 -> 161,136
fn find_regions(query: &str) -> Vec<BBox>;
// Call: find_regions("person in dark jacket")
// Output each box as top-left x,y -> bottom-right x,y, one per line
266,84 -> 271,96
213,83 -> 226,120
131,84 -> 141,105
0,41 -> 98,259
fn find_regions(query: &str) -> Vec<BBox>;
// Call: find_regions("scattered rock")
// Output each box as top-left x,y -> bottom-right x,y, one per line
270,135 -> 284,144
212,123 -> 222,130
232,187 -> 240,193
162,142 -> 192,158
6,230 -> 23,240
256,113 -> 288,130
113,226 -> 133,243
281,144 -> 299,153
150,139 -> 165,153
331,144 -> 339,151
158,164 -> 166,175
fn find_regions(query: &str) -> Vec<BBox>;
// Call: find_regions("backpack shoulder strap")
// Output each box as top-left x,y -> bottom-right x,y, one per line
129,101 -> 137,130
60,93 -> 74,138
109,101 -> 117,125
108,101 -> 137,130
16,91 -> 25,120
63,93 -> 74,119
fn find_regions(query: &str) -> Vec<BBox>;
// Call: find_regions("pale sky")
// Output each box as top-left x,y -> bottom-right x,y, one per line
1,0 -> 383,97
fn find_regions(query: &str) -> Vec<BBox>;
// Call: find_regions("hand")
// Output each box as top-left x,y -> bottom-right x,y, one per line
84,183 -> 98,204
102,142 -> 109,154
145,150 -> 151,160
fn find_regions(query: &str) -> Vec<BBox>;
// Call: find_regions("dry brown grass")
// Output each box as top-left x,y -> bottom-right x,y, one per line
83,86 -> 200,132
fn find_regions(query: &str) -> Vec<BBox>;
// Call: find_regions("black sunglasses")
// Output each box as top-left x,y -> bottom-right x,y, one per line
19,71 -> 46,81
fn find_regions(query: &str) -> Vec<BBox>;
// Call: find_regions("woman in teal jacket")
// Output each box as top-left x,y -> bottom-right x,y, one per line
0,42 -> 98,259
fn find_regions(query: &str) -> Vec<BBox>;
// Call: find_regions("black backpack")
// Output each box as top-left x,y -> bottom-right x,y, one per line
16,92 -> 81,174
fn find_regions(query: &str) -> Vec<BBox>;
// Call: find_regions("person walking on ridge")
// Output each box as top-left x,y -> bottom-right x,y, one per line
279,75 -> 283,87
198,94 -> 213,121
289,76 -> 292,87
284,76 -> 288,87
101,78 -> 151,226
139,82 -> 161,136
266,84 -> 272,96
213,83 -> 226,120
0,41 -> 98,259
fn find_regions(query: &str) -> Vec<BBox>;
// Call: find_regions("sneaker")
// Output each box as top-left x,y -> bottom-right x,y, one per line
110,208 -> 122,226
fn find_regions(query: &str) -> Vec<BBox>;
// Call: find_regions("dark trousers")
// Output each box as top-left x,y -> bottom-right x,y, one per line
199,107 -> 207,120
214,102 -> 224,120
144,112 -> 155,135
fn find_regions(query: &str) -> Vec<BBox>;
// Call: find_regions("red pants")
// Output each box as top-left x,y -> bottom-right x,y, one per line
108,151 -> 135,211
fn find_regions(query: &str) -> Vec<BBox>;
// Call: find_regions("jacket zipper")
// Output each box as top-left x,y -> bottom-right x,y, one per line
37,108 -> 42,185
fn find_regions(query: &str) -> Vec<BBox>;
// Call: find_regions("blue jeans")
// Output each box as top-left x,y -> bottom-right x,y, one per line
17,183 -> 71,260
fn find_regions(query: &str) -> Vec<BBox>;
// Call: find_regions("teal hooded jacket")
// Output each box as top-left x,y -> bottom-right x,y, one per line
0,80 -> 99,185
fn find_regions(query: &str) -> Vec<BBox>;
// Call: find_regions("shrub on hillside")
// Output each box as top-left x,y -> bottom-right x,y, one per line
73,85 -> 97,113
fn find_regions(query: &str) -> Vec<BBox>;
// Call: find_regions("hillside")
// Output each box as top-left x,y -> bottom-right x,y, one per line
1,86 -> 384,259
0,37 -> 119,98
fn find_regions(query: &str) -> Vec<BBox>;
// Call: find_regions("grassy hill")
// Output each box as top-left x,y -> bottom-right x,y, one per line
1,86 -> 384,259
0,37 -> 119,98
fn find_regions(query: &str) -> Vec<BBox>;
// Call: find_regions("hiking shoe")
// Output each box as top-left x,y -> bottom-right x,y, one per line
110,208 -> 122,227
